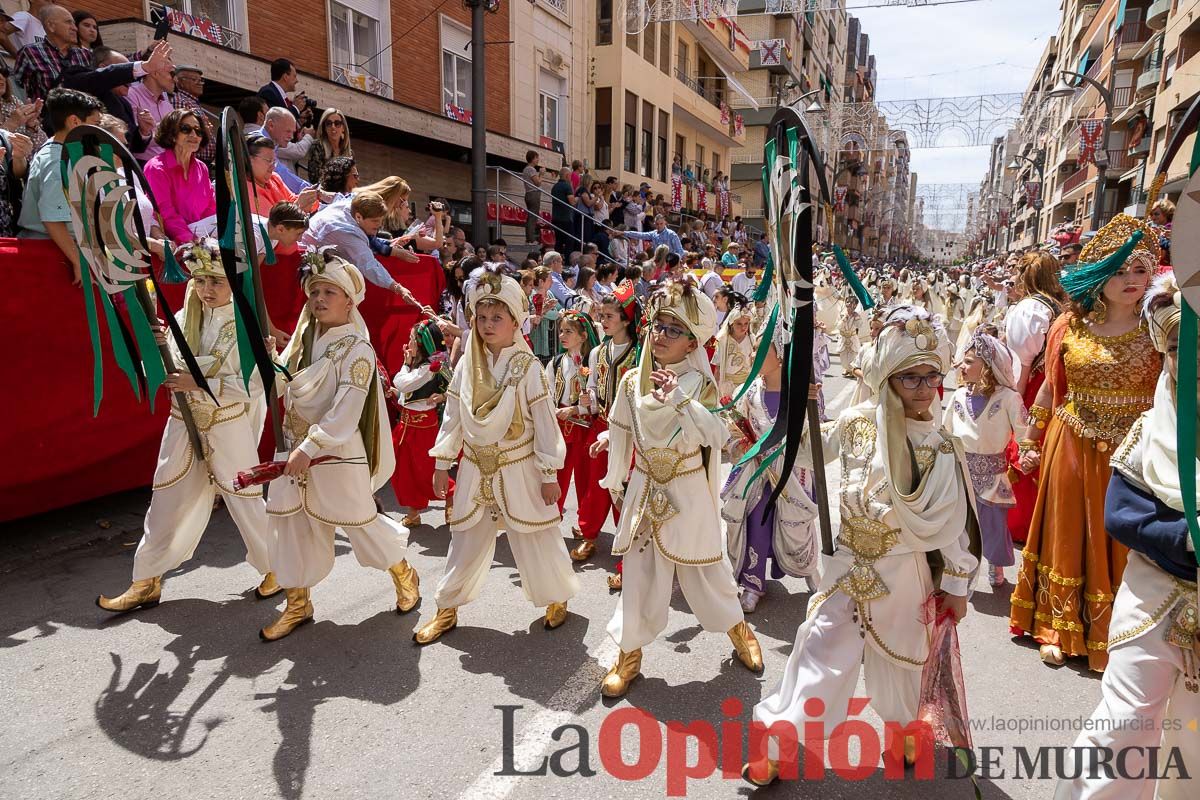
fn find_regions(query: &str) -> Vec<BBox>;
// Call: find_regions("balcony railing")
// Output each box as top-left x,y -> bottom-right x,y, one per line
1113,85 -> 1133,109
1117,21 -> 1149,50
1062,166 -> 1091,195
149,2 -> 243,50
674,68 -> 723,109
331,65 -> 393,99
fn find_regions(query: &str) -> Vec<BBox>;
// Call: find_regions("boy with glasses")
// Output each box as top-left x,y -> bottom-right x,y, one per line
592,277 -> 764,697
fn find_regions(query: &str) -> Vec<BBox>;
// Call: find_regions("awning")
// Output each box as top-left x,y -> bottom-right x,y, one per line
722,69 -> 759,110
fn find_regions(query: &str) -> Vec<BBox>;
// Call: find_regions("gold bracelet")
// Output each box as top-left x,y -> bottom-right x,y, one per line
1028,405 -> 1051,429
1017,439 -> 1042,455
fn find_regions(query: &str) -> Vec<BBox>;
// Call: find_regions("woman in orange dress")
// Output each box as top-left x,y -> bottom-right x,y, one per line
1009,214 -> 1162,672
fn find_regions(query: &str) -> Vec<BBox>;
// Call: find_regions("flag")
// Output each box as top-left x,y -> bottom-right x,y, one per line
1079,119 -> 1104,166
671,174 -> 683,212
1025,181 -> 1041,206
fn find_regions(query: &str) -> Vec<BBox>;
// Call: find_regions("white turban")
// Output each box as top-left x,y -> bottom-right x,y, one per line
864,305 -> 951,396
467,268 -> 529,330
639,277 -> 719,401
281,249 -> 370,370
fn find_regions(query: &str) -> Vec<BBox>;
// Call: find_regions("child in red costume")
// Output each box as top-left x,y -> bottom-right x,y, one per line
390,320 -> 454,526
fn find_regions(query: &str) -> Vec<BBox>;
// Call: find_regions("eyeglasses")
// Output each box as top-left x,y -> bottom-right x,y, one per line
325,119 -> 345,128
253,153 -> 277,168
178,124 -> 202,136
651,322 -> 693,341
891,372 -> 945,390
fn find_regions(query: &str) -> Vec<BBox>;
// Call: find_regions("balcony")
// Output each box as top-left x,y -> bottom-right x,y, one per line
1072,4 -> 1101,42
679,17 -> 751,76
673,69 -> 745,144
1147,0 -> 1172,30
1117,21 -> 1150,61
148,1 -> 244,51
1136,63 -> 1162,95
1062,166 -> 1092,197
749,40 -> 795,76
1113,85 -> 1133,110
738,0 -> 792,17
331,65 -> 392,100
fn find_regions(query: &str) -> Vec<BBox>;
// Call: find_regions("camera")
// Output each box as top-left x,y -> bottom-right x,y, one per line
429,200 -> 446,213
303,97 -> 318,112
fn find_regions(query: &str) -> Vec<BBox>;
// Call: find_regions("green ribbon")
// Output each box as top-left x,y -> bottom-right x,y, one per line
126,286 -> 167,410
1179,126 -> 1200,563
713,303 -> 778,412
833,245 -> 873,309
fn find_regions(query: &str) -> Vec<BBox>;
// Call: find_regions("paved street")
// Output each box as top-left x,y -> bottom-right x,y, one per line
0,360 -> 1104,800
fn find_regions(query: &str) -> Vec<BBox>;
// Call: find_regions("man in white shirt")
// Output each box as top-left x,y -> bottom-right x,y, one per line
699,257 -> 724,298
1,2 -> 48,57
730,261 -> 757,297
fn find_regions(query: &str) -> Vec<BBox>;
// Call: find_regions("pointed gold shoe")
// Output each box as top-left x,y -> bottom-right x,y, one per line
569,540 -> 596,562
729,620 -> 764,673
401,511 -> 422,527
600,649 -> 642,697
259,588 -> 313,641
413,607 -> 457,645
607,572 -> 622,591
741,758 -> 780,787
388,560 -> 420,614
97,576 -> 162,613
543,601 -> 568,629
254,571 -> 283,599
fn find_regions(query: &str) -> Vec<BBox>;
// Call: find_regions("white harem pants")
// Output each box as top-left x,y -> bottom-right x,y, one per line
607,539 -> 744,652
433,515 -> 579,609
269,512 -> 410,589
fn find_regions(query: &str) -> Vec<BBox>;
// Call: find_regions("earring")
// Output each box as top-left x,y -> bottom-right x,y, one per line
1090,298 -> 1108,324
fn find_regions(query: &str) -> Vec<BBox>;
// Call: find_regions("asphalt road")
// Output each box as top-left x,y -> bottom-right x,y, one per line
0,358 -> 1110,800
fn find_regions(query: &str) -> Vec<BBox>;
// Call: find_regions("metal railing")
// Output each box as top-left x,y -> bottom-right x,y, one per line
148,2 -> 244,51
331,64 -> 393,99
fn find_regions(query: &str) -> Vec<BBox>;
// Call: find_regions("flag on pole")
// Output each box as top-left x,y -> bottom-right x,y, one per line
1079,119 -> 1104,166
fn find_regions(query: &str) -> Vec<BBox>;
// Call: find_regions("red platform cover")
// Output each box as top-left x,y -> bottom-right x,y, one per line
0,239 -> 444,522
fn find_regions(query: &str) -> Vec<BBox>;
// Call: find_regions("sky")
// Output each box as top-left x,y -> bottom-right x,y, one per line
852,0 -> 1062,217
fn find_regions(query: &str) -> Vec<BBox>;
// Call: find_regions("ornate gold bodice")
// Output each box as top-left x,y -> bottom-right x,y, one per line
1057,318 -> 1161,452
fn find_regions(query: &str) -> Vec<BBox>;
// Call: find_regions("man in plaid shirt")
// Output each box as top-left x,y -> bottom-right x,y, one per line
171,65 -> 215,169
13,5 -> 89,102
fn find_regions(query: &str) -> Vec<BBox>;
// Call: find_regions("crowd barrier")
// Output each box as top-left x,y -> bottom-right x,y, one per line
0,238 -> 444,522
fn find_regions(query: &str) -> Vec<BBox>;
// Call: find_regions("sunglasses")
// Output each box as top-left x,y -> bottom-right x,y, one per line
325,119 -> 345,128
178,124 -> 202,136
651,322 -> 693,341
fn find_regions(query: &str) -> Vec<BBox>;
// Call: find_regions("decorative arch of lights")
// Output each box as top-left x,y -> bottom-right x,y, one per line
915,182 -> 979,232
628,0 -> 987,29
828,94 -> 1025,150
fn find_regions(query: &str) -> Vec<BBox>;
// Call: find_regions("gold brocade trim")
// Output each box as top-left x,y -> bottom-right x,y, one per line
1011,596 -> 1035,610
609,418 -> 631,432
1084,590 -> 1116,603
1106,587 -> 1189,649
1036,563 -> 1085,587
152,440 -> 195,490
863,613 -> 927,666
834,517 -> 900,603
497,471 -> 562,529
205,320 -> 237,378
805,588 -> 837,619
1035,611 -> 1084,633
1021,549 -> 1040,564
322,334 -> 359,363
349,357 -> 374,389
943,566 -> 971,579
464,437 -> 536,509
1086,639 -> 1109,651
171,400 -> 250,432
284,406 -> 311,445
1069,317 -> 1148,345
303,494 -> 377,528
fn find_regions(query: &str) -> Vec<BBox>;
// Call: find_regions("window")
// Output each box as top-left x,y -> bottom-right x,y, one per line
641,100 -> 653,177
658,110 -> 669,182
675,133 -> 685,166
163,0 -> 247,48
695,144 -> 705,174
596,0 -> 612,45
624,91 -> 638,173
677,41 -> 688,78
539,70 -> 564,142
331,0 -> 383,79
659,22 -> 670,73
441,18 -> 472,111
645,21 -> 657,65
712,153 -> 720,176
595,88 -> 612,169
627,23 -> 639,52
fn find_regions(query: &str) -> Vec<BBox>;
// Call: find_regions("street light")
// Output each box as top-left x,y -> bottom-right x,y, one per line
1007,150 -> 1045,211
1047,68 -> 1114,231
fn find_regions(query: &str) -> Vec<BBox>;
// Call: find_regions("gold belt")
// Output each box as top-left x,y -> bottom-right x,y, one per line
835,516 -> 901,604
1057,393 -> 1151,452
171,399 -> 250,432
465,437 -> 535,508
400,408 -> 439,428
629,448 -> 704,549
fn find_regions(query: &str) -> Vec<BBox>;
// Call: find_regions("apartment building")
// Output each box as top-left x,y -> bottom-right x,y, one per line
75,0 -> 580,237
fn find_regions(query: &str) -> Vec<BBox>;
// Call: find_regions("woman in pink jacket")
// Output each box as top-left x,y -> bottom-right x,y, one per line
144,109 -> 215,244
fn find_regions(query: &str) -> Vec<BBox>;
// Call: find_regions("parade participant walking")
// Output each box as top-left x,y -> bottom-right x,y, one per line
837,295 -> 863,378
98,241 -> 277,613
577,283 -> 642,581
414,268 -> 579,645
1056,273 -> 1199,799
722,325 -> 820,612
746,307 -> 979,785
711,298 -> 753,401
944,332 -> 1025,587
1010,215 -> 1162,671
592,277 -> 764,697
545,309 -> 602,543
390,319 -> 453,527
260,252 -> 420,641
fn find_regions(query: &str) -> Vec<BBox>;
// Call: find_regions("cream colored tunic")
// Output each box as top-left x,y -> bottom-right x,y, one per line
266,323 -> 392,528
942,386 -> 1025,506
430,343 -> 566,534
601,366 -> 730,566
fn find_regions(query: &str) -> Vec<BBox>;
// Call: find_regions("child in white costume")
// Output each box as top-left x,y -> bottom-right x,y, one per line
1056,275 -> 1199,800
260,252 -> 419,641
711,301 -> 754,401
98,241 -> 276,613
746,306 -> 980,785
414,269 -> 579,645
594,278 -> 764,697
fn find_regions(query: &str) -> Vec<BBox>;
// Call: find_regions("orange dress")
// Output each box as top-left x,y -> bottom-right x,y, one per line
1009,314 -> 1160,671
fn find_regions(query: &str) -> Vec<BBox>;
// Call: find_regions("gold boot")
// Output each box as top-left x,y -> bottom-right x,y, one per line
389,560 -> 421,613
569,540 -> 596,562
600,649 -> 642,697
728,620 -> 764,673
607,572 -> 622,591
254,571 -> 283,599
97,576 -> 162,613
741,758 -> 780,787
259,588 -> 313,641
544,601 -> 568,629
413,607 -> 457,645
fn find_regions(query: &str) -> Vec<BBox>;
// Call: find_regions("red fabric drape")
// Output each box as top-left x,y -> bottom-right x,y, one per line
0,239 -> 444,521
